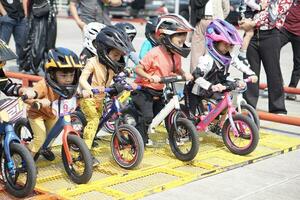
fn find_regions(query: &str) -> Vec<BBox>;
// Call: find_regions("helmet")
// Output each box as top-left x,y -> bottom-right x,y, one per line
45,47 -> 83,99
83,22 -> 106,55
205,19 -> 242,67
115,22 -> 137,41
0,39 -> 17,67
145,16 -> 159,47
94,25 -> 135,74
156,14 -> 194,58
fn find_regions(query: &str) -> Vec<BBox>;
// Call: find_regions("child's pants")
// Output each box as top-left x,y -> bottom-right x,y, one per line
28,117 -> 58,153
80,98 -> 103,149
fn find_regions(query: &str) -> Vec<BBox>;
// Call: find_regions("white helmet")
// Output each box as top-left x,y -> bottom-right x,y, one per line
83,22 -> 106,55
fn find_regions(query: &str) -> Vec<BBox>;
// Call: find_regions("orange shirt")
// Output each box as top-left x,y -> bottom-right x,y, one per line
27,79 -> 59,119
135,45 -> 182,90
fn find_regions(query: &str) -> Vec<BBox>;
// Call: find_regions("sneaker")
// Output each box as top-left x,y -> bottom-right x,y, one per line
41,149 -> 55,161
92,157 -> 100,167
145,139 -> 154,147
286,94 -> 296,101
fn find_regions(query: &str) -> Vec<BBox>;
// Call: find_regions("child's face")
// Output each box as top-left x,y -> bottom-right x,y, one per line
108,48 -> 124,62
55,70 -> 75,85
170,32 -> 187,48
216,41 -> 234,54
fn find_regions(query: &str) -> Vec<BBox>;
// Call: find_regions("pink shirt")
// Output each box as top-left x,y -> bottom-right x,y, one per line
135,45 -> 182,90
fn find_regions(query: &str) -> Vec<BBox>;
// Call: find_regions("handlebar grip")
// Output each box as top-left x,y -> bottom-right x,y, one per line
32,102 -> 42,110
21,95 -> 28,101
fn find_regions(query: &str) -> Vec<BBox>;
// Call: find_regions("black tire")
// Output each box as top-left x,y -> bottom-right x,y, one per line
61,134 -> 93,184
1,143 -> 36,198
14,118 -> 33,143
239,104 -> 260,130
111,124 -> 144,169
70,111 -> 87,138
168,118 -> 199,161
222,114 -> 259,155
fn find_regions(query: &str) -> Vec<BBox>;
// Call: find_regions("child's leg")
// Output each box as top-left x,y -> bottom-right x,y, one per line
80,98 -> 103,149
27,117 -> 47,155
239,29 -> 254,62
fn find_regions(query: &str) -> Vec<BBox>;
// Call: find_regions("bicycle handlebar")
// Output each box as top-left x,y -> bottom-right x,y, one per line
160,75 -> 186,84
92,85 -> 141,94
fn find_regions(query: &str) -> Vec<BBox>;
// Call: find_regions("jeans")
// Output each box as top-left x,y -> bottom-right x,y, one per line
0,15 -> 27,62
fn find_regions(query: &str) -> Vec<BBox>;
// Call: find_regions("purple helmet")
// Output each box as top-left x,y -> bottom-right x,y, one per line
205,19 -> 242,66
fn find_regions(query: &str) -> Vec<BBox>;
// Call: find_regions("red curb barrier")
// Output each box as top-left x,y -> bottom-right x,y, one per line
258,111 -> 300,126
259,83 -> 300,95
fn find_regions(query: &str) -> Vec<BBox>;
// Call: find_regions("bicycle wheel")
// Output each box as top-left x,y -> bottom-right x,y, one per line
168,118 -> 199,161
70,111 -> 86,138
222,114 -> 259,155
14,118 -> 33,143
111,124 -> 144,169
239,104 -> 260,130
1,143 -> 36,198
61,134 -> 93,184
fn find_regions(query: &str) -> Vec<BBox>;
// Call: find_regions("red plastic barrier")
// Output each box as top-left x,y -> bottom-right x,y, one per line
259,83 -> 300,95
258,111 -> 300,126
5,71 -> 42,87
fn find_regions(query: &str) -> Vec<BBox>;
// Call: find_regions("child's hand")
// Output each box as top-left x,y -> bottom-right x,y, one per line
184,72 -> 193,81
249,75 -> 258,83
19,87 -> 36,99
39,99 -> 51,108
211,84 -> 226,92
130,82 -> 139,90
82,90 -> 93,98
150,75 -> 161,83
95,86 -> 105,93
237,81 -> 247,89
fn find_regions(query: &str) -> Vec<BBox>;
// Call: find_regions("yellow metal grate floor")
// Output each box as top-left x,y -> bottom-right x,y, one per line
3,127 -> 300,200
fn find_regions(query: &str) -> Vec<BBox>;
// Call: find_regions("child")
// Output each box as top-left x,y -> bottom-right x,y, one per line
115,22 -> 140,67
0,39 -> 35,97
79,26 -> 134,150
238,0 -> 268,64
186,19 -> 258,116
139,16 -> 159,59
26,47 -> 82,161
80,22 -> 106,65
132,14 -> 194,146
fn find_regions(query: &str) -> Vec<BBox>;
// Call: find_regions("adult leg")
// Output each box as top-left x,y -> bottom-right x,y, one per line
244,35 -> 261,108
13,18 -> 27,63
259,30 -> 287,114
289,34 -> 300,88
0,15 -> 14,44
190,19 -> 211,73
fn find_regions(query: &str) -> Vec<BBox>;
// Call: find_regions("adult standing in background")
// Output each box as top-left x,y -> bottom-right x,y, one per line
69,0 -> 122,31
240,0 -> 293,114
189,0 -> 230,73
280,0 -> 300,101
0,0 -> 27,64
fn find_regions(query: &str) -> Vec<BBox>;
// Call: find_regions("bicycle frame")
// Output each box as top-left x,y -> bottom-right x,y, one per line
98,96 -> 121,129
34,101 -> 79,165
195,92 -> 240,136
148,82 -> 181,134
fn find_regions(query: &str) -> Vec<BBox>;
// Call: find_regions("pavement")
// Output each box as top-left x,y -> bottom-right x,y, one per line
2,17 -> 300,200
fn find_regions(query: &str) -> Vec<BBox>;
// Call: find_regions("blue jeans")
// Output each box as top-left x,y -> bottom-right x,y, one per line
0,15 -> 27,62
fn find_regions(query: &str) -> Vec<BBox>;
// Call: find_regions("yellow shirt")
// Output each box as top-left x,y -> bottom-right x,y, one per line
79,57 -> 115,104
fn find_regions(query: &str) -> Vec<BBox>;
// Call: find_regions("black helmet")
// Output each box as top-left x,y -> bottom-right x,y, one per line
156,14 -> 194,58
145,16 -> 159,47
0,39 -> 17,65
115,22 -> 137,41
45,47 -> 83,99
95,25 -> 135,74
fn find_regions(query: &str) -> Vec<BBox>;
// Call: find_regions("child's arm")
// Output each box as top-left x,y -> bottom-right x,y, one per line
79,63 -> 94,91
245,0 -> 262,11
135,64 -> 160,82
231,57 -> 258,83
